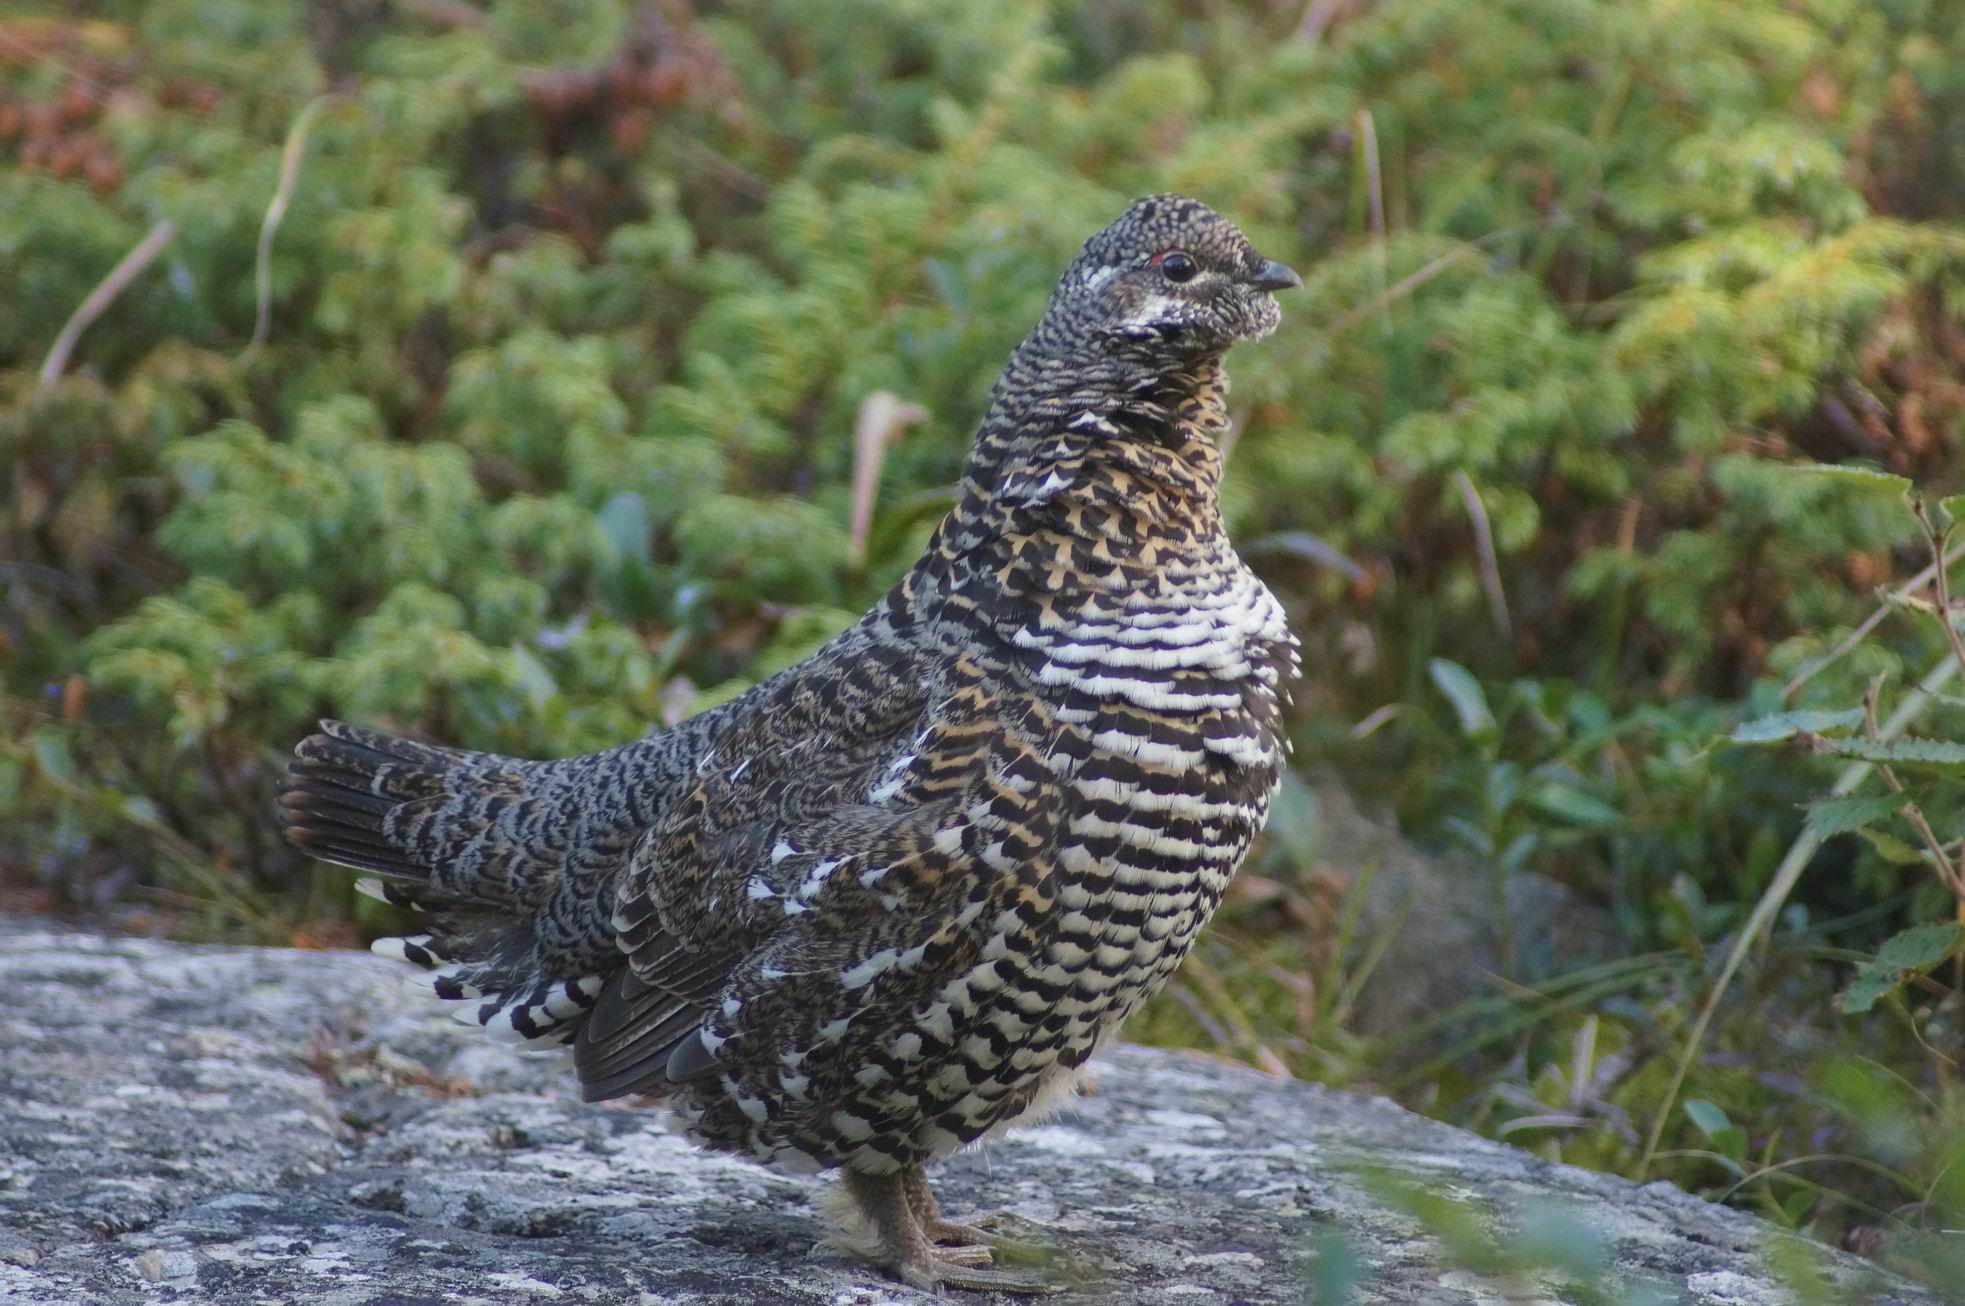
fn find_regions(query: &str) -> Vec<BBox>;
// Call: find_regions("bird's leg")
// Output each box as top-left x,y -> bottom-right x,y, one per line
841,1167 -> 1054,1295
901,1163 -> 1006,1248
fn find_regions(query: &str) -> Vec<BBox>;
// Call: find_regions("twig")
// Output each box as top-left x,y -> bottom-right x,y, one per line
1320,246 -> 1474,338
1296,0 -> 1348,44
1181,952 -> 1262,1050
1909,495 -> 1965,1037
1637,647 -> 1963,1178
1713,1153 -> 1923,1211
1912,498 -> 1965,704
1861,675 -> 1963,898
243,96 -> 331,363
1349,702 -> 1402,739
1321,221 -> 1544,341
38,219 -> 177,389
1569,1012 -> 1598,1110
1454,468 -> 1512,641
846,391 -> 929,571
1166,981 -> 1233,1049
0,26 -> 118,97
0,560 -> 88,597
1780,536 -> 1965,704
1356,108 -> 1389,340
1904,990 -> 1962,1068
673,137 -> 771,204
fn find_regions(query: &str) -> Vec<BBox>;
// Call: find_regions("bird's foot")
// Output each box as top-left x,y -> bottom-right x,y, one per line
903,1165 -> 1018,1248
843,1166 -> 1059,1296
896,1233 -> 1061,1296
906,1207 -> 1060,1293
922,1210 -> 1006,1248
893,1248 -> 1057,1296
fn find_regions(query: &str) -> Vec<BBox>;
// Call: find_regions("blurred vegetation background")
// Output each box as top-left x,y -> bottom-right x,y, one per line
5,0 -> 1965,1293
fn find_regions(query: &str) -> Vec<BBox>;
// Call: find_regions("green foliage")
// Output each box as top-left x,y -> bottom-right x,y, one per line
6,0 -> 1965,1291
1731,707 -> 1866,742
1838,921 -> 1965,1013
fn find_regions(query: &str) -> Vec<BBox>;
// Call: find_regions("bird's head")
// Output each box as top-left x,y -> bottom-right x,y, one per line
1046,194 -> 1300,362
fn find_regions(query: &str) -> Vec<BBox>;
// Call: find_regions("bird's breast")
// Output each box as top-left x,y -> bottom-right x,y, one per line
1000,550 -> 1298,1020
1010,553 -> 1294,758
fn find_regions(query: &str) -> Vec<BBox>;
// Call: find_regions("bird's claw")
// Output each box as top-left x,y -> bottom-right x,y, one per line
924,1211 -> 1007,1248
896,1250 -> 1060,1296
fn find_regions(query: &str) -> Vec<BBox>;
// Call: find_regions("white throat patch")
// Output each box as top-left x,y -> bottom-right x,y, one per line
1122,292 -> 1185,330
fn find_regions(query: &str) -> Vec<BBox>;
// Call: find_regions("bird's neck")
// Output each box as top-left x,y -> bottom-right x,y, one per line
955,351 -> 1231,528
886,353 -> 1237,641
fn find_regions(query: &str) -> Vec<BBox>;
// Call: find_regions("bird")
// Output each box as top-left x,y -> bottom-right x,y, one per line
281,193 -> 1302,1294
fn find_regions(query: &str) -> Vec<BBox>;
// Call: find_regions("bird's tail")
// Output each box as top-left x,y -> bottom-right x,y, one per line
280,719 -> 606,1046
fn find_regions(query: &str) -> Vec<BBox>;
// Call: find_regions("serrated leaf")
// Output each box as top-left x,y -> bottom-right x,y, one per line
1803,794 -> 1901,838
1729,708 -> 1864,744
1428,659 -> 1496,743
1788,463 -> 1914,495
1856,826 -> 1926,865
1838,922 -> 1965,1013
1941,494 -> 1965,526
1811,735 -> 1965,773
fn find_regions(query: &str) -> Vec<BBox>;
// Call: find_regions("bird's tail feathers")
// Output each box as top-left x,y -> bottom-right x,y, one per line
282,719 -> 603,1048
281,719 -> 534,884
351,876 -> 605,1047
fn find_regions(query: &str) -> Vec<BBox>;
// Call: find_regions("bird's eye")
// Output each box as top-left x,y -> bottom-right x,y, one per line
1156,251 -> 1198,283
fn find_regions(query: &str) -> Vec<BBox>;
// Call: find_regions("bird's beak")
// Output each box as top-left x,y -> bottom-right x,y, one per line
1244,258 -> 1302,293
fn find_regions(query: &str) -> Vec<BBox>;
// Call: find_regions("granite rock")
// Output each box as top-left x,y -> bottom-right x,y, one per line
0,920 -> 1946,1304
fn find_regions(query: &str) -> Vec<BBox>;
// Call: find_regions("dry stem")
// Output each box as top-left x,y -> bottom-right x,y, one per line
243,97 -> 332,362
38,220 -> 177,389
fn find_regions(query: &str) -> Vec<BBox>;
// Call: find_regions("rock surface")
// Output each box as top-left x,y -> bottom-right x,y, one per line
0,919 -> 1947,1305
1297,776 -> 1619,1046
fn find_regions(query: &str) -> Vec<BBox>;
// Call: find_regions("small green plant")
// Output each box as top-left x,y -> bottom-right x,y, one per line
1729,470 -> 1965,1037
1705,468 -> 1965,1286
1301,1166 -> 1912,1305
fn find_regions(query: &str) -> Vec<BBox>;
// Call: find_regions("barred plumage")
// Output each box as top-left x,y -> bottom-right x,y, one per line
282,193 -> 1301,1293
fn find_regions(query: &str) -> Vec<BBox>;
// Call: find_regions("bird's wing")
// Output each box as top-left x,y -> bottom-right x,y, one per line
573,648 -> 1067,1105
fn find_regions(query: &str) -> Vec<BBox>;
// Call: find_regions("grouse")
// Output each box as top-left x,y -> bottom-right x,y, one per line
282,194 -> 1302,1293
